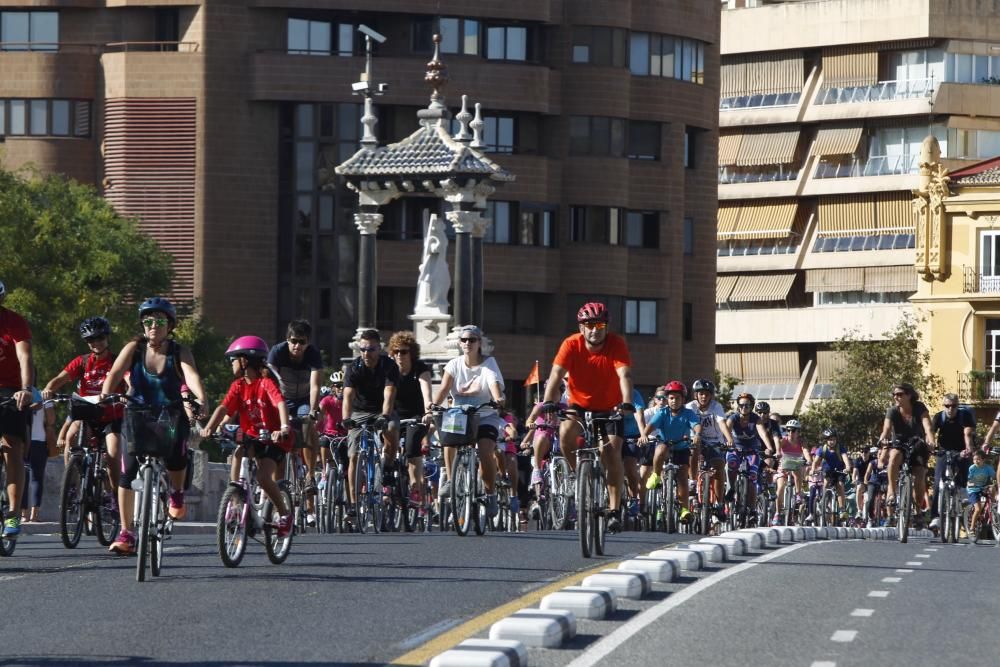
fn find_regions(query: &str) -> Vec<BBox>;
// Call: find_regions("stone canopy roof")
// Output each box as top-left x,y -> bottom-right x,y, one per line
335,121 -> 514,181
949,156 -> 1000,186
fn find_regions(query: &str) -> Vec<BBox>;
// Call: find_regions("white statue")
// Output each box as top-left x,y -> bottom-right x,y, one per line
414,213 -> 450,315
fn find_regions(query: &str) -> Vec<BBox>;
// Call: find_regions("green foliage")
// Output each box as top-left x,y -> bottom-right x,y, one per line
0,169 -> 172,383
799,315 -> 944,451
713,368 -> 741,412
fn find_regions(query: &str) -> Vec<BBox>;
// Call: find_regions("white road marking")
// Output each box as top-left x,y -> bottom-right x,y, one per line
831,630 -> 857,643
881,577 -> 902,583
396,618 -> 462,650
850,609 -> 874,617
895,569 -> 914,573
564,542 -> 815,667
915,554 -> 931,558
811,662 -> 837,667
924,547 -> 939,551
905,561 -> 923,566
868,590 -> 890,598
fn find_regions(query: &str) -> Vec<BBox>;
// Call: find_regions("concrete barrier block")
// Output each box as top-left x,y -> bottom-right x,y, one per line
723,530 -> 763,549
619,557 -> 678,583
430,639 -> 527,667
582,570 -> 650,600
647,548 -> 702,570
677,541 -> 726,562
700,536 -> 745,558
541,586 -> 615,619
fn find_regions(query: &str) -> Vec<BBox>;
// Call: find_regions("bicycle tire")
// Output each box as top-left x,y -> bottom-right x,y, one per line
665,472 -> 677,534
451,451 -> 472,536
699,473 -> 712,535
136,465 -> 155,583
962,502 -> 978,543
550,458 -> 570,530
594,465 -> 607,555
735,475 -> 748,529
577,460 -> 593,557
263,486 -> 294,564
370,457 -> 384,534
0,462 -> 13,557
782,483 -> 794,527
217,485 -> 248,568
399,462 -> 415,533
353,451 -> 370,534
950,494 -> 962,543
473,465 -> 487,536
150,476 -> 167,577
898,473 -> 912,543
95,470 -> 119,546
60,459 -> 85,549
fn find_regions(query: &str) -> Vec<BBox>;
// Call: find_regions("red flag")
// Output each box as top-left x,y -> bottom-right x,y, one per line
523,360 -> 540,387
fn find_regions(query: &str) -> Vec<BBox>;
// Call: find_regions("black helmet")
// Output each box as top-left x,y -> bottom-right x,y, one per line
692,379 -> 716,394
138,296 -> 176,323
754,401 -> 771,414
822,427 -> 837,439
79,317 -> 111,340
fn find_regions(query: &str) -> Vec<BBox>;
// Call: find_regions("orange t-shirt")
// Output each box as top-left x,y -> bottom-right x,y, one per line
553,333 -> 631,411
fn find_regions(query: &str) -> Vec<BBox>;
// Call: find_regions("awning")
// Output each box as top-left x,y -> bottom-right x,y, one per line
716,346 -> 800,381
721,60 -> 747,99
736,128 -> 801,166
810,125 -> 865,157
863,265 -> 917,293
728,273 -> 796,302
817,193 -> 914,238
875,192 -> 915,234
717,275 -> 738,304
719,133 -> 742,167
732,200 -> 799,240
804,267 -> 865,292
745,52 -> 805,97
814,349 -> 848,383
717,204 -> 740,237
821,45 -> 878,89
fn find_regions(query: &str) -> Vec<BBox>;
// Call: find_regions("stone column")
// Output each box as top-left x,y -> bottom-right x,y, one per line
447,210 -> 480,329
354,211 -> 383,335
471,215 -> 491,328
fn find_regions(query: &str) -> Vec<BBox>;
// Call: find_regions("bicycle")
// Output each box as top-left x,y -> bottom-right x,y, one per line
691,446 -> 724,535
935,449 -> 965,544
862,469 -> 888,528
285,409 -> 318,535
212,425 -> 293,567
432,401 -> 498,537
317,434 -> 348,534
51,393 -> 120,548
818,470 -> 847,528
384,418 -> 425,533
342,414 -> 385,534
775,464 -> 804,527
887,437 -> 923,544
0,396 -> 22,556
646,437 -> 685,534
723,445 -> 760,530
963,482 -> 999,545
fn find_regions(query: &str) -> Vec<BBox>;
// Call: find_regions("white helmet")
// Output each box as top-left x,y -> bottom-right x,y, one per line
785,419 -> 802,430
329,371 -> 344,384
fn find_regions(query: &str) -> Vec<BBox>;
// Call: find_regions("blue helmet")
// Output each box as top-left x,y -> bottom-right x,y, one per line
138,296 -> 176,323
79,316 -> 111,340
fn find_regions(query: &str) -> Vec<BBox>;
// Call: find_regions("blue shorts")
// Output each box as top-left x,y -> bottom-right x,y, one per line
967,490 -> 986,505
622,436 -> 640,459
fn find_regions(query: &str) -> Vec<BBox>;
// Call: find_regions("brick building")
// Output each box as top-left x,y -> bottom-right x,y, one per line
2,1 -> 720,400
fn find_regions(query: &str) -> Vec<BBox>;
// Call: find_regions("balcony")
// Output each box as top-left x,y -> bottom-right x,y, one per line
718,165 -> 799,185
716,303 -> 912,346
958,371 -> 1000,404
962,267 -> 1000,294
720,92 -> 801,112
814,154 -> 918,179
814,78 -> 934,106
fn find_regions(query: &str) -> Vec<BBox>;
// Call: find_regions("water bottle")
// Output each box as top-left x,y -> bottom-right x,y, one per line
157,407 -> 176,442
259,429 -> 270,443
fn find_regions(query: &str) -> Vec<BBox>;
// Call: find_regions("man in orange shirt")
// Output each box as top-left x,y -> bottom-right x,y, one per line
533,301 -> 647,533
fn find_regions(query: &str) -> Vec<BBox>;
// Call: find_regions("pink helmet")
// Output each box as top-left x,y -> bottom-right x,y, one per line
226,335 -> 269,360
577,301 -> 609,323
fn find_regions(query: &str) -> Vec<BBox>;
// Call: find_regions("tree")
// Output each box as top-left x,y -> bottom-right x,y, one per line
799,315 -> 944,451
714,368 -> 742,412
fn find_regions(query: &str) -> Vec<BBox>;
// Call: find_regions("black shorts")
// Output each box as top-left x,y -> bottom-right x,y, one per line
670,448 -> 691,467
700,443 -> 724,464
0,390 -> 29,443
402,422 -> 428,458
98,419 -> 123,436
893,439 -> 930,468
567,406 -> 624,440
247,439 -> 287,465
622,437 -> 640,459
477,424 -> 499,442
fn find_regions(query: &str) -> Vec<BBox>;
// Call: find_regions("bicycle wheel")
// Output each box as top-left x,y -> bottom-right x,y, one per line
334,472 -> 346,534
94,471 -> 119,547
577,460 -> 593,558
550,458 -> 571,530
263,486 -> 294,564
594,466 -> 607,556
950,494 -> 962,543
665,472 -> 677,534
781,483 -> 794,526
451,451 -> 472,536
353,452 -> 370,534
370,458 -> 384,533
735,476 -> 748,529
150,476 -> 168,578
217,485 -> 248,568
898,474 -> 912,543
473,466 -> 487,536
60,459 -> 86,549
136,465 -> 155,583
399,464 -> 415,533
0,461 -> 13,557
699,473 -> 712,535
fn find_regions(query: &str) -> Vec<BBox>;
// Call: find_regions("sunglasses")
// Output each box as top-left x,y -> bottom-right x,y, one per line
786,428 -> 800,432
358,346 -> 380,353
654,395 -> 667,400
288,338 -> 308,345
581,322 -> 607,330
85,335 -> 107,343
892,392 -> 906,398
738,403 -> 753,409
943,403 -> 956,409
460,338 -> 479,343
391,349 -> 410,356
141,317 -> 167,328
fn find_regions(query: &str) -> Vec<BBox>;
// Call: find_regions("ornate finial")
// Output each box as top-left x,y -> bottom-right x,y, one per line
454,95 -> 472,142
425,34 -> 448,109
470,103 -> 485,148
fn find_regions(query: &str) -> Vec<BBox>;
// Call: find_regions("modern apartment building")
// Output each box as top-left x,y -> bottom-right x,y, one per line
717,0 -> 1000,415
0,1 -> 719,401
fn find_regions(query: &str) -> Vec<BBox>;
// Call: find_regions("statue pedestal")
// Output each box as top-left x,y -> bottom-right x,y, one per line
410,311 -> 453,358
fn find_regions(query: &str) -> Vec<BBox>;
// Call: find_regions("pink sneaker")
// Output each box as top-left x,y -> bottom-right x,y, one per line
276,514 -> 292,538
409,487 -> 422,505
168,491 -> 186,520
109,529 -> 135,555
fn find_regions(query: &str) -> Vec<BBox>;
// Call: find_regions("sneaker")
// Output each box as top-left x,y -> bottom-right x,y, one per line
645,472 -> 661,490
439,480 -> 452,498
607,515 -> 622,534
168,491 -> 186,520
511,497 -> 520,515
929,517 -> 940,529
409,487 -> 422,506
530,469 -> 543,486
276,514 -> 292,538
109,529 -> 135,554
805,513 -> 814,524
529,502 -> 541,520
839,511 -> 849,522
305,478 -> 318,497
679,507 -> 691,522
486,494 -> 499,519
627,498 -> 640,519
771,513 -> 781,526
306,513 -> 316,527
318,476 -> 327,491
3,517 -> 21,538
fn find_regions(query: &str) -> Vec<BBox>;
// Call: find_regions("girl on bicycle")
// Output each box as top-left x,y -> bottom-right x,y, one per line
100,297 -> 209,555
525,382 -> 566,520
772,418 -> 809,526
200,336 -> 292,538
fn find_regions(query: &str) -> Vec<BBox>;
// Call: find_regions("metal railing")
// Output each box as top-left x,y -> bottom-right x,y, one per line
814,154 -> 919,179
963,266 -> 1000,294
958,371 -> 1000,403
814,77 -> 935,105
718,165 -> 800,184
0,41 -> 200,53
104,42 -> 200,53
720,91 -> 801,111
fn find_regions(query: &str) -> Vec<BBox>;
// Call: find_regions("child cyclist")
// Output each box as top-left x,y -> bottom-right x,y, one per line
200,336 -> 293,538
965,449 -> 996,544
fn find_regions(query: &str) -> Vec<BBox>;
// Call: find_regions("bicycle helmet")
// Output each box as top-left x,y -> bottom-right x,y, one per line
692,378 -> 716,394
79,316 -> 111,340
0,280 -> 6,300
663,380 -> 687,395
822,427 -> 837,439
736,392 -> 755,405
576,301 -> 609,323
754,401 -> 771,414
785,419 -> 802,430
225,335 -> 269,360
320,386 -> 332,398
138,296 -> 176,323
330,371 -> 344,385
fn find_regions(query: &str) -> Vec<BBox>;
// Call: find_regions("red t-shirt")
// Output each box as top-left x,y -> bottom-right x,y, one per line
319,394 -> 345,436
0,308 -> 30,389
63,353 -> 126,421
553,333 -> 631,411
221,376 -> 290,451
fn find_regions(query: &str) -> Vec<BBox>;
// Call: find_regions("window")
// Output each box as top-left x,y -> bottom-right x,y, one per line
485,200 -> 512,244
625,211 -> 659,249
414,16 -> 480,55
485,291 -> 544,334
568,116 -> 630,157
29,99 -> 46,135
682,302 -> 693,341
0,99 -> 88,137
449,114 -> 515,153
683,217 -> 694,255
571,206 -> 660,247
629,32 -> 704,83
9,100 -> 25,135
814,291 -> 911,306
486,25 -> 527,61
571,26 -> 626,67
684,127 -> 698,168
625,299 -> 657,335
287,18 -> 353,56
483,201 -> 556,247
1,12 -> 57,51
627,121 -> 660,160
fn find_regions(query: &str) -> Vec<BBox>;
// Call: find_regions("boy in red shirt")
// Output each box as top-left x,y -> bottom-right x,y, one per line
201,336 -> 293,537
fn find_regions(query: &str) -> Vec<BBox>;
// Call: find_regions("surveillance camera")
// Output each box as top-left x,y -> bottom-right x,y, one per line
358,24 -> 387,44
351,81 -> 370,92
377,83 -> 389,93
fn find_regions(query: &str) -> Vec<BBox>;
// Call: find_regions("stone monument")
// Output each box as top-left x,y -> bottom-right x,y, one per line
411,213 -> 452,356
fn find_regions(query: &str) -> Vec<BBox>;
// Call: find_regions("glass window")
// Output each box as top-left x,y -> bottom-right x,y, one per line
29,11 -> 57,50
337,23 -> 353,56
439,18 -> 459,54
629,32 -> 650,75
287,18 -> 308,53
497,116 -> 514,152
506,26 -> 526,61
569,116 -> 591,155
486,26 -> 504,59
2,13 -> 29,50
955,53 -> 973,83
572,26 -> 591,63
463,19 -> 479,55
494,201 -> 511,244
627,121 -> 659,160
412,17 -> 433,53
0,103 -> 5,136
29,100 -> 46,135
73,101 -> 89,137
625,299 -> 657,334
309,21 -> 330,55
295,142 -> 314,191
683,217 -> 694,255
975,54 -> 990,83
9,99 -> 25,135
51,99 -> 69,135
296,104 -> 313,138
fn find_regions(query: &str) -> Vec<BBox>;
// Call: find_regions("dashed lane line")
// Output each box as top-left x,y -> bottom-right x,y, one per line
868,590 -> 890,598
896,569 -> 914,573
830,630 -> 857,643
850,609 -> 874,617
881,576 -> 902,583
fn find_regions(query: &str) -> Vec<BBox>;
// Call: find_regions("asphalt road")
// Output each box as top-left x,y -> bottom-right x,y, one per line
0,524 -> 682,666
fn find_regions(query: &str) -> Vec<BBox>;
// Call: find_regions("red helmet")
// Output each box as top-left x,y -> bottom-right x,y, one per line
663,380 -> 687,396
226,335 -> 269,360
576,301 -> 609,323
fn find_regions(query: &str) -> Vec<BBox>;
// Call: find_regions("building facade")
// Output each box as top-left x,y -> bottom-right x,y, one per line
717,0 -> 1000,415
1,1 -> 719,397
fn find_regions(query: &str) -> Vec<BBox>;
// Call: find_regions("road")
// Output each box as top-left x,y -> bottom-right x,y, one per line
2,525 -> 997,666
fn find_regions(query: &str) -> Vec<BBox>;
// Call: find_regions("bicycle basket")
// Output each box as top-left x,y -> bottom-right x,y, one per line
124,406 -> 179,458
70,397 -> 104,423
434,407 -> 479,446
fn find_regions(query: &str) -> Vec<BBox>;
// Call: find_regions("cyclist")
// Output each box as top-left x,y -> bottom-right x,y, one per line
41,317 -> 126,489
965,448 -> 996,544
525,382 -> 566,520
810,428 -> 850,522
267,320 -> 323,504
620,387 -> 648,522
532,302 -> 648,534
860,446 -> 886,526
431,325 -> 505,519
772,418 -> 808,526
724,392 -> 772,517
343,329 -> 400,521
928,392 -> 974,530
0,280 -> 35,538
643,380 -> 700,523
754,401 -> 781,469
100,297 -> 209,554
387,330 -> 432,516
200,336 -> 292,537
877,382 -> 934,522
851,446 -> 875,522
686,379 -> 733,521
317,371 -> 347,489
496,407 -> 522,519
